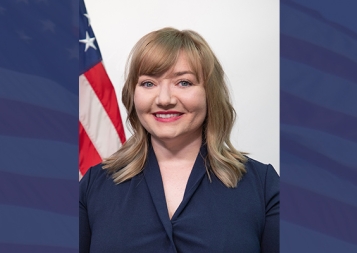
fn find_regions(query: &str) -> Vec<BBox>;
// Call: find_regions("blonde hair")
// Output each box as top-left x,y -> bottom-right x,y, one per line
103,27 -> 247,188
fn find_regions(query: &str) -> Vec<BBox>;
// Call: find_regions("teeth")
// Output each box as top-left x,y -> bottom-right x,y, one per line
155,114 -> 180,118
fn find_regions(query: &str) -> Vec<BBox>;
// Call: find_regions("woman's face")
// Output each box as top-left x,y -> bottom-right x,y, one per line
134,52 -> 207,145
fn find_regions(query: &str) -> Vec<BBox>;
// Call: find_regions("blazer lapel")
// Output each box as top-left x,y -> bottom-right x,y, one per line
143,144 -> 208,251
171,144 -> 208,220
143,146 -> 177,252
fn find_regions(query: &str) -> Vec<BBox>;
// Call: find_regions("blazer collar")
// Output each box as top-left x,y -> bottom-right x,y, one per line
143,144 -> 208,248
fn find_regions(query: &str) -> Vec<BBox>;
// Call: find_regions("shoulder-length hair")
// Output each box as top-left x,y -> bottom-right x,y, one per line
103,27 -> 247,188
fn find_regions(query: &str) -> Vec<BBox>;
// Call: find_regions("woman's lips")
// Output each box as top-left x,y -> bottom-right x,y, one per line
153,112 -> 183,121
155,113 -> 181,118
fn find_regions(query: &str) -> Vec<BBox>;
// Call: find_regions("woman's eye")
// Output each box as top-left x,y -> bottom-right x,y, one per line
178,80 -> 192,87
141,81 -> 154,87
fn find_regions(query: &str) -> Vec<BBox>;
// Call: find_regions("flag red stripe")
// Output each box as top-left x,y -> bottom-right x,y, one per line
79,121 -> 102,176
84,62 -> 126,144
79,74 -> 122,159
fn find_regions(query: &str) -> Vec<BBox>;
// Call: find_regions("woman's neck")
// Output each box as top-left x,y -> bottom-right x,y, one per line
151,134 -> 202,164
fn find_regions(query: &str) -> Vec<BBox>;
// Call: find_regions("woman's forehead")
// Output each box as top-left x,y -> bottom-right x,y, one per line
139,50 -> 202,79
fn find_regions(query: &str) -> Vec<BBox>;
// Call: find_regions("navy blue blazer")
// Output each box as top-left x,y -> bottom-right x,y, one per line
80,145 -> 279,253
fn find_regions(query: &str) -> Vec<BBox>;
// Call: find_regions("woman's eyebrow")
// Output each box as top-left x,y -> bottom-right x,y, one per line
138,71 -> 196,79
173,71 -> 195,77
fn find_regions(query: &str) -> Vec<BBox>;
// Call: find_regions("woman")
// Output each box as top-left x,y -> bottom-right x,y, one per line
80,27 -> 279,253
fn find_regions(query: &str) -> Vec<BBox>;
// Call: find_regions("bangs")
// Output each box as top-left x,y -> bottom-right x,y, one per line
137,40 -> 180,77
134,31 -> 204,82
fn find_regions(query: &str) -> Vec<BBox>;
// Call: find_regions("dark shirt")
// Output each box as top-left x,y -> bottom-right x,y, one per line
80,145 -> 279,253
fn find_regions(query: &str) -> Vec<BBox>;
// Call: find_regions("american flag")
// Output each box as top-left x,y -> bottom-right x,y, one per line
79,0 -> 126,178
1,0 -> 79,251
280,0 -> 357,252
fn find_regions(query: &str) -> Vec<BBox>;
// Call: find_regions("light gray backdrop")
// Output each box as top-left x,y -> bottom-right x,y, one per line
85,0 -> 280,173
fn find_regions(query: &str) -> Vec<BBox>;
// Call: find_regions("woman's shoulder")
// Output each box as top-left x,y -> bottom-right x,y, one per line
242,156 -> 279,186
81,163 -> 108,181
79,163 -> 113,194
241,156 -> 279,212
244,156 -> 278,173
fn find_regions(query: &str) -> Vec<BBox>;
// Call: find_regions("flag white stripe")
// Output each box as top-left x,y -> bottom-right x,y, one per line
79,74 -> 121,159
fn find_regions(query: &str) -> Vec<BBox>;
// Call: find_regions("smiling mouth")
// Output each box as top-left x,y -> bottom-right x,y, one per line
154,113 -> 182,119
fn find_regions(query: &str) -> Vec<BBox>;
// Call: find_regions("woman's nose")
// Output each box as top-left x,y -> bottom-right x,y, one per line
156,83 -> 176,107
